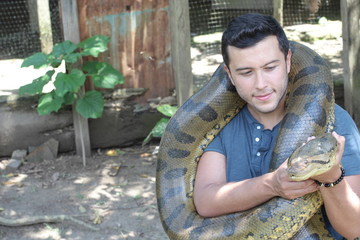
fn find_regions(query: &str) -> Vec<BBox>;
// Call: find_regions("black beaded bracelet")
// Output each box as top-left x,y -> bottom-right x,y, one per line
315,167 -> 345,188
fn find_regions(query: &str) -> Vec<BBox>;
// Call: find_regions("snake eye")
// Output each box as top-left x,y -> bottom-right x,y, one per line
304,160 -> 309,165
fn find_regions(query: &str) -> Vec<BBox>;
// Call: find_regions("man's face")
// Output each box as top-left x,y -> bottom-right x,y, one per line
224,36 -> 291,117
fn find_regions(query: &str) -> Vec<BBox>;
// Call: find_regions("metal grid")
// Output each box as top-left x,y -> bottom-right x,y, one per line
0,0 -> 63,59
190,0 -> 341,36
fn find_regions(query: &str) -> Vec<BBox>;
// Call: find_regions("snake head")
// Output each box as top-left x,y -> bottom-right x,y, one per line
287,133 -> 338,181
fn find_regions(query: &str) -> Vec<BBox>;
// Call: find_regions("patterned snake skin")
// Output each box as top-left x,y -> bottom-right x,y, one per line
156,41 -> 335,239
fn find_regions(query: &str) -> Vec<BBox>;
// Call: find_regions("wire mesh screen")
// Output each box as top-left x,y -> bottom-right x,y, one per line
190,0 -> 341,35
283,0 -> 341,26
189,0 -> 273,35
0,0 -> 63,59
189,0 -> 341,91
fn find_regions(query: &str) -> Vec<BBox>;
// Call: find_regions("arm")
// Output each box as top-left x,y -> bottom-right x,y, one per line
312,132 -> 360,239
193,151 -> 319,217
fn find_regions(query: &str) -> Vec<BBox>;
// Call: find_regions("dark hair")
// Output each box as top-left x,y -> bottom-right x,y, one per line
221,13 -> 289,67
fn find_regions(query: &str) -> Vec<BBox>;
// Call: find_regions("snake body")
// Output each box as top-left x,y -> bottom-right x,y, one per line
156,41 -> 335,239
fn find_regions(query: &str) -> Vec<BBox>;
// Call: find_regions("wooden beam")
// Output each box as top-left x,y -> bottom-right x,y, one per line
341,0 -> 360,126
28,0 -> 54,54
59,0 -> 91,162
273,0 -> 284,26
169,0 -> 193,106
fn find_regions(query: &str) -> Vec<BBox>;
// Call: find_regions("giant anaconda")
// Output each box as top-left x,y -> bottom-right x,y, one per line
156,41 -> 335,239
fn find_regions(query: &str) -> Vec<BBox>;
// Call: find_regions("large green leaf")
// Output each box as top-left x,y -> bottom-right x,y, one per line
63,92 -> 77,105
143,118 -> 169,145
78,35 -> 110,57
63,52 -> 81,64
83,61 -> 124,88
51,40 -> 77,56
37,91 -> 64,115
21,52 -> 49,69
48,41 -> 79,65
19,70 -> 55,95
54,69 -> 86,97
76,90 -> 104,119
157,104 -> 178,117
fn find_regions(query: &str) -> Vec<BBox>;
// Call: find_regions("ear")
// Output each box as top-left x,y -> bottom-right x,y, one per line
224,64 -> 235,85
286,49 -> 292,74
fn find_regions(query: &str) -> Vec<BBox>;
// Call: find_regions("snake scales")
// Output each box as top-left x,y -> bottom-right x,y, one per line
156,41 -> 335,239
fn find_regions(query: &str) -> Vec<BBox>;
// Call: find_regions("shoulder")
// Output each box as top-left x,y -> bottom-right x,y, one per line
334,104 -> 358,134
334,104 -> 360,176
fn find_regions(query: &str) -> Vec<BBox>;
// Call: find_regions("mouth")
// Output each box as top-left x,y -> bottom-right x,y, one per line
254,92 -> 273,101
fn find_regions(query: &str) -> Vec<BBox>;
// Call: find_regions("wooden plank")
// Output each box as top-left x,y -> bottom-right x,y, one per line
77,0 -> 174,102
341,0 -> 360,127
60,0 -> 91,161
169,0 -> 193,106
36,0 -> 53,53
273,0 -> 284,26
28,0 -> 54,54
341,0 -> 352,114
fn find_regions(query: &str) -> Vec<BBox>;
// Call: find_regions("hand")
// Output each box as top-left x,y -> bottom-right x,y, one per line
311,131 -> 345,183
271,160 -> 319,200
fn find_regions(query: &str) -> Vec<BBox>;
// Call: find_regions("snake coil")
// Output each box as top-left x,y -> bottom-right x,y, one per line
156,41 -> 335,239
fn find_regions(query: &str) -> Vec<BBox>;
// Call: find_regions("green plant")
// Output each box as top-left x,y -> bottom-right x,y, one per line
19,35 -> 124,118
143,104 -> 178,145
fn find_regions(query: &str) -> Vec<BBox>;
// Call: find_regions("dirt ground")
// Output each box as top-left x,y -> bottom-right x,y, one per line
0,143 -> 169,240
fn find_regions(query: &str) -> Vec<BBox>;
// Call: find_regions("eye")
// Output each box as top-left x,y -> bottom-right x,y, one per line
265,66 -> 276,71
240,71 -> 252,76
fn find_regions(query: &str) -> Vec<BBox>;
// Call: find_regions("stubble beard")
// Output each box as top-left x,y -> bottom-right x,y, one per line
246,81 -> 288,115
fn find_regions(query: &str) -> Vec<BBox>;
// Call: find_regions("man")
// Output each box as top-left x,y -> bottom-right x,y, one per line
193,13 -> 360,239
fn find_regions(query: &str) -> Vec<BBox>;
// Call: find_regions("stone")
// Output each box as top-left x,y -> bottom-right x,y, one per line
0,96 -> 74,157
25,138 -> 59,162
52,172 -> 60,181
11,149 -> 27,160
6,159 -> 22,170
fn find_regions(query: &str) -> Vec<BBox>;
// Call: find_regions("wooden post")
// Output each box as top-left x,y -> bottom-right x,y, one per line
341,0 -> 360,126
59,0 -> 91,162
273,0 -> 284,26
28,0 -> 54,54
169,0 -> 193,106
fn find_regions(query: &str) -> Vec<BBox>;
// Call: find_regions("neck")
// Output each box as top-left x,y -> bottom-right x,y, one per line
248,102 -> 286,130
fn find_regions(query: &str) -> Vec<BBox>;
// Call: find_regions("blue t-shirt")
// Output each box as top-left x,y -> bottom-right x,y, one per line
205,104 -> 360,239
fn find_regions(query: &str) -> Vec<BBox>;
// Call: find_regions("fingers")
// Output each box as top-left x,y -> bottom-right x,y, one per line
332,131 -> 345,164
332,131 -> 345,148
281,181 -> 319,200
273,166 -> 319,199
276,179 -> 319,200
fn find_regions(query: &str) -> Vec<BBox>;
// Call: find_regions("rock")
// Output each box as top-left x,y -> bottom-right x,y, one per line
3,149 -> 27,171
89,104 -> 163,148
0,97 -> 74,157
52,172 -> 60,181
159,96 -> 177,105
6,159 -> 22,170
11,149 -> 27,160
25,138 -> 59,162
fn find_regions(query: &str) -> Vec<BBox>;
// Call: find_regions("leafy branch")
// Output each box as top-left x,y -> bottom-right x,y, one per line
19,35 -> 124,119
143,104 -> 178,145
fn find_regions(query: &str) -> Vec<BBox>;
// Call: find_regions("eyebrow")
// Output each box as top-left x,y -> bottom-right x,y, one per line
234,59 -> 280,72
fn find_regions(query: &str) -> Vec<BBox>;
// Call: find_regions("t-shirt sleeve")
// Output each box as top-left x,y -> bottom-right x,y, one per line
334,105 -> 360,176
204,132 -> 226,155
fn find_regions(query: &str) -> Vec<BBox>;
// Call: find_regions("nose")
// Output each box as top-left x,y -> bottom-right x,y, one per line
254,71 -> 267,89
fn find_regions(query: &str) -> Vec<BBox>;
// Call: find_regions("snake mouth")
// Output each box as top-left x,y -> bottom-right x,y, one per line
288,166 -> 332,181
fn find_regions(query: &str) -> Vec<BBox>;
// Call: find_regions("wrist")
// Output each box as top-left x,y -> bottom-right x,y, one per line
313,163 -> 342,182
266,170 -> 283,197
314,167 -> 345,188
